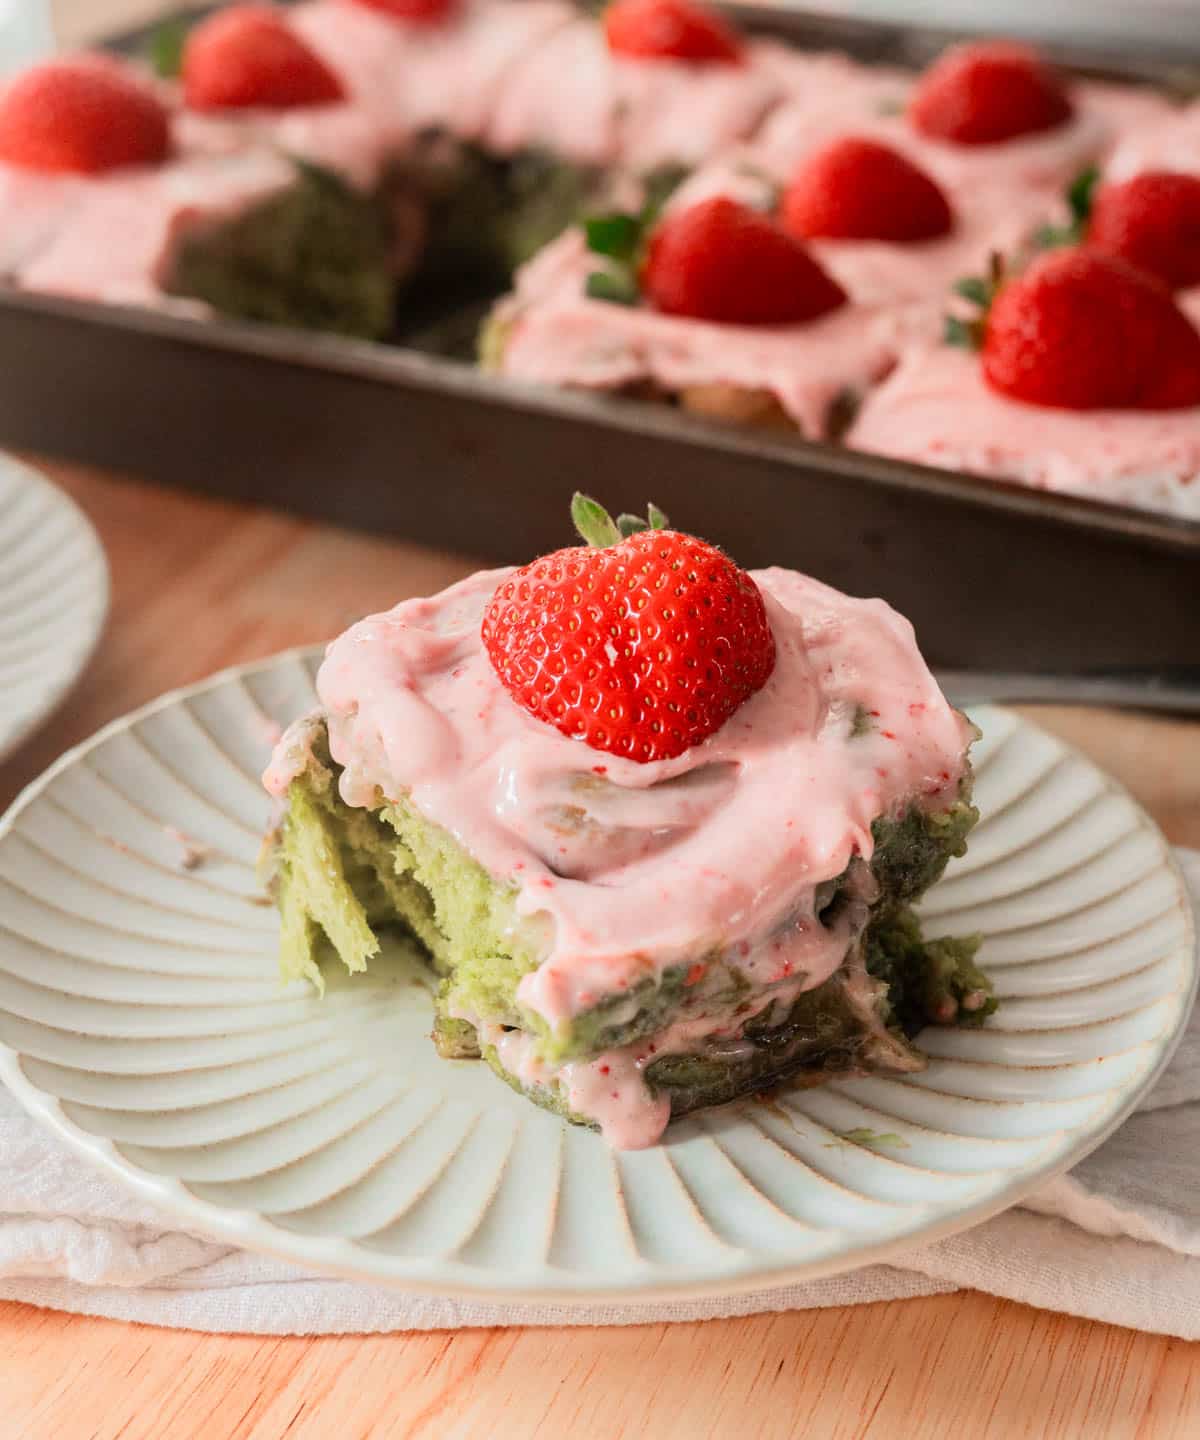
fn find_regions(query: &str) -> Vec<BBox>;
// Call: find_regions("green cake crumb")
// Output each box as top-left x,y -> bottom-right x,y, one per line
167,162 -> 397,339
825,1129 -> 910,1150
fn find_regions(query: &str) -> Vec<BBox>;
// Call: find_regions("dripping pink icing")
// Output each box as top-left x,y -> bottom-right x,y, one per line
266,565 -> 971,1030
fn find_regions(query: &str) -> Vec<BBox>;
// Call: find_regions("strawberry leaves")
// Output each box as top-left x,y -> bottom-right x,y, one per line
571,492 -> 669,547
583,167 -> 684,307
146,17 -> 189,78
945,252 -> 1006,350
1034,165 -> 1099,251
585,213 -> 641,258
583,213 -> 642,304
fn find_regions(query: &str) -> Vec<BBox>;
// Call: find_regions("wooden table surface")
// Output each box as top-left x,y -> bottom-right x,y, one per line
3,4 -> 1197,1434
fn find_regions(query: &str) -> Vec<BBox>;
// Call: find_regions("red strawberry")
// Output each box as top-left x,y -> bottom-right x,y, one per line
605,0 -> 743,66
346,0 -> 458,22
482,497 -> 776,764
909,42 -> 1073,146
982,249 -> 1200,411
0,60 -> 170,175
781,137 -> 954,243
641,196 -> 846,325
183,5 -> 345,112
1087,172 -> 1200,292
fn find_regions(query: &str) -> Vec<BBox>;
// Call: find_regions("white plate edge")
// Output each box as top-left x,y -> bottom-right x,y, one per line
0,455 -> 110,762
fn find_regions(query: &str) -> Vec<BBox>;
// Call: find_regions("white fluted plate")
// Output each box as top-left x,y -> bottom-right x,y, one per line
0,455 -> 108,761
0,650 -> 1193,1302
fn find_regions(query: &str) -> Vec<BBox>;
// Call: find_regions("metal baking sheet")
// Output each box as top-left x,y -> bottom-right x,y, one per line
0,6 -> 1195,672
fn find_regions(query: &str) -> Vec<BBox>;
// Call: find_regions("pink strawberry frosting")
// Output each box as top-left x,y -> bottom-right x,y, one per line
291,0 -> 576,144
12,148 -> 312,307
173,102 -> 395,193
482,16 -> 785,169
1106,98 -> 1200,192
848,344 -> 1200,520
666,152 -> 1048,321
0,168 -> 91,278
490,227 -> 901,436
264,564 -> 972,1146
759,70 -> 1174,199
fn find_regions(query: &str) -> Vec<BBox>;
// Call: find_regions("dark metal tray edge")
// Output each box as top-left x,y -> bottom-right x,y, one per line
66,1 -> 1200,554
3,285 -> 1195,557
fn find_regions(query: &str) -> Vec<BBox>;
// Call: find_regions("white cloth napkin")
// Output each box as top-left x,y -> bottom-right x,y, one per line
1,850 -> 1196,1338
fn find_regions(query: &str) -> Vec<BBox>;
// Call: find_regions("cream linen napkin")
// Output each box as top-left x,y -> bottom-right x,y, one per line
0,851 -> 1195,1338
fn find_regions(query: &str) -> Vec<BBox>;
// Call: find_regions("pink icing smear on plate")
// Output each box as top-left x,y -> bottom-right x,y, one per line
267,565 -> 970,1021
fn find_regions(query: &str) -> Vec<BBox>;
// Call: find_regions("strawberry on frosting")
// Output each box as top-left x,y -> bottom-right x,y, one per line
482,12 -> 778,172
781,137 -> 954,243
1086,171 -> 1200,292
604,0 -> 743,66
619,144 -> 1046,342
265,492 -> 981,1147
973,249 -> 1200,411
488,212 -> 898,437
847,342 -> 1200,520
346,0 -> 458,23
848,247 -> 1200,518
482,496 -> 775,763
908,42 -> 1073,148
182,4 -> 347,112
0,59 -> 170,175
641,195 -> 847,325
289,0 -> 576,146
758,41 -> 1162,201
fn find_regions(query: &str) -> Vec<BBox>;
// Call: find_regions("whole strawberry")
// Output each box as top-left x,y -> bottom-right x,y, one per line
605,0 -> 744,65
183,5 -> 345,112
909,42 -> 1073,146
1087,172 -> 1200,292
641,195 -> 846,324
981,249 -> 1200,410
782,137 -> 954,243
347,0 -> 458,22
482,496 -> 776,763
0,60 -> 170,175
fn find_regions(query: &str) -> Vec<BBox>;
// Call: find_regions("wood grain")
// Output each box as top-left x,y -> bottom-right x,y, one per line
0,459 -> 1197,1439
0,1286 -> 1198,1440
